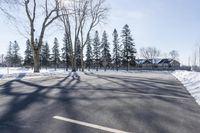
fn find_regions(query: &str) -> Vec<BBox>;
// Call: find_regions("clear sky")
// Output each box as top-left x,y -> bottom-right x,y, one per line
0,0 -> 200,65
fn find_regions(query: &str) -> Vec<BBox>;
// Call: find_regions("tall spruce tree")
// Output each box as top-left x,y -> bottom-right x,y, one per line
41,42 -> 50,69
5,41 -> 13,67
24,39 -> 33,67
101,31 -> 111,71
76,38 -> 81,70
112,29 -> 121,71
85,34 -> 93,70
52,37 -> 60,70
93,31 -> 101,71
12,41 -> 21,66
62,33 -> 71,71
121,24 -> 136,70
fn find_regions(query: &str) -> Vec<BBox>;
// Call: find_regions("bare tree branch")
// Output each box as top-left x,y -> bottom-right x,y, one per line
140,47 -> 160,60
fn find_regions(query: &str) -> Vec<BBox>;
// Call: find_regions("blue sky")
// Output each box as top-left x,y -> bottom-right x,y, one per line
0,0 -> 200,65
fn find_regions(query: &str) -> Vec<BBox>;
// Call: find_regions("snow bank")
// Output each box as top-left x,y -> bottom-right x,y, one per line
172,70 -> 200,105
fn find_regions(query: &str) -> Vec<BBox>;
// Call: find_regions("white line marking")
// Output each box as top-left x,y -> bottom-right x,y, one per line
53,116 -> 130,133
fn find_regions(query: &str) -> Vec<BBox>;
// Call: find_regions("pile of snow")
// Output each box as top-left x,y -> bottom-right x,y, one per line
0,67 -> 69,80
172,70 -> 200,105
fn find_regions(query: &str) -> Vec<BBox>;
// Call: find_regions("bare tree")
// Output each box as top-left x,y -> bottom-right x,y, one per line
60,0 -> 109,71
140,47 -> 160,60
0,0 -> 61,72
23,0 -> 63,72
0,0 -> 19,18
1,0 -> 108,72
1,0 -> 63,72
3,0 -> 63,72
169,50 -> 179,60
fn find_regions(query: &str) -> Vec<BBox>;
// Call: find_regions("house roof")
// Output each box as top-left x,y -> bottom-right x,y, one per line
135,59 -> 149,64
135,58 -> 180,65
159,59 -> 172,64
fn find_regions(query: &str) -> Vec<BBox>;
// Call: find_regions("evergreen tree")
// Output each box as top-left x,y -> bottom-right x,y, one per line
24,39 -> 33,67
5,41 -> 13,66
12,41 -> 22,66
121,24 -> 137,69
93,31 -> 101,71
101,31 -> 111,71
62,33 -> 71,71
85,34 -> 93,70
76,38 -> 81,70
52,37 -> 60,70
41,42 -> 50,69
112,29 -> 121,71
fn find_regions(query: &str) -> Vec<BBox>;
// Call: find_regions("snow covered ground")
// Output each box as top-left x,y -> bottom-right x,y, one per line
0,67 -> 171,80
172,70 -> 200,105
0,67 -> 69,80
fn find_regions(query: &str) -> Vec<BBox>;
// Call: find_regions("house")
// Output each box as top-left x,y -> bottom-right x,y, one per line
169,59 -> 180,68
158,59 -> 180,68
135,58 -> 180,69
135,59 -> 151,68
158,59 -> 171,67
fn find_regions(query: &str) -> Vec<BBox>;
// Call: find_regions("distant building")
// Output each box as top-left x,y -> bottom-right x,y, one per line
135,58 -> 180,69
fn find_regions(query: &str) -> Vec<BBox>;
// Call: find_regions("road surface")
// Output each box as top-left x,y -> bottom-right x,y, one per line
0,71 -> 200,133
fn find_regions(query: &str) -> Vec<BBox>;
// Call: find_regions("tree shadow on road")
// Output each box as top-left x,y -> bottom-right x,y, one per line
0,72 -> 80,132
84,72 -> 191,98
0,72 -> 200,133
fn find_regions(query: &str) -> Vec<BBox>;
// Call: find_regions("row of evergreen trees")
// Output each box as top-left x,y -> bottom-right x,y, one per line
5,41 -> 22,67
5,24 -> 137,71
24,38 -> 63,70
85,24 -> 136,71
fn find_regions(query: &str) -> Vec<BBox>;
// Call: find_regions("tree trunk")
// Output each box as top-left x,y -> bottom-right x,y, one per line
96,60 -> 98,71
65,60 -> 68,71
33,50 -> 40,73
81,49 -> 84,72
72,53 -> 76,71
72,38 -> 77,72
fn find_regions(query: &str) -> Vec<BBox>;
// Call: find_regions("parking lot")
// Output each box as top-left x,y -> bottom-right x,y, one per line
0,71 -> 200,133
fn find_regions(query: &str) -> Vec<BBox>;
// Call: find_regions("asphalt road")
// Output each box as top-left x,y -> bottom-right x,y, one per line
0,71 -> 200,133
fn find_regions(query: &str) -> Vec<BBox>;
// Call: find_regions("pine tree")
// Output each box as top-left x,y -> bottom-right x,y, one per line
121,24 -> 137,70
41,42 -> 50,69
85,34 -> 93,70
76,38 -> 81,70
112,29 -> 121,71
12,41 -> 22,67
24,39 -> 33,67
52,37 -> 60,70
5,41 -> 13,67
101,31 -> 111,71
93,31 -> 101,71
62,33 -> 71,71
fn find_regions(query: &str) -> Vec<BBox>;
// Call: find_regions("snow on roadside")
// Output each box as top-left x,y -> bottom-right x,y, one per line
172,70 -> 200,105
0,67 -> 69,80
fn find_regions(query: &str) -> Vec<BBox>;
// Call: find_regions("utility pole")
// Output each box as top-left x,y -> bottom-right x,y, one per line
194,49 -> 197,66
188,56 -> 190,66
199,46 -> 200,67
1,54 -> 3,64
